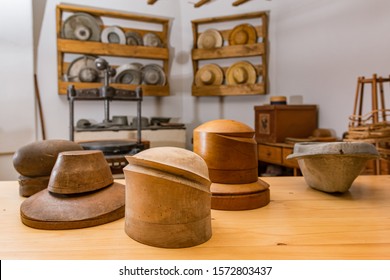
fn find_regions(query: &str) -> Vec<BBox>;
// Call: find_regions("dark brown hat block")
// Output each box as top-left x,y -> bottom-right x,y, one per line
20,182 -> 125,230
13,139 -> 84,197
48,150 -> 113,194
20,150 -> 125,230
18,175 -> 50,197
13,140 -> 84,177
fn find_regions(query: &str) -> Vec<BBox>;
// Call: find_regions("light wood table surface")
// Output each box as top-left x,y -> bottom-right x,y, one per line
1,176 -> 390,260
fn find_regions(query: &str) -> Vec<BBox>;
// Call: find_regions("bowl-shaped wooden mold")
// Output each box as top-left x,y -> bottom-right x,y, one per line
48,150 -> 113,194
124,147 -> 212,248
287,142 -> 379,193
193,119 -> 258,184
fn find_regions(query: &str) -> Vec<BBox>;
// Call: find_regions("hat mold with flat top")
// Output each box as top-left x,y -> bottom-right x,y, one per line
20,150 -> 125,230
48,150 -> 113,194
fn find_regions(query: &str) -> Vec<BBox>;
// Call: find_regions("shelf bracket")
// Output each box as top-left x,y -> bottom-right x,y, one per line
194,0 -> 211,8
232,0 -> 251,6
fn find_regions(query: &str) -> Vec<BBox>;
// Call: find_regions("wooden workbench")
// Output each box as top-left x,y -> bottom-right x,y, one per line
1,176 -> 390,260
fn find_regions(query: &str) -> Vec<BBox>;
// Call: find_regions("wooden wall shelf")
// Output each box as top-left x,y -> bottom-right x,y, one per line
56,4 -> 170,97
57,39 -> 169,59
192,83 -> 264,96
191,11 -> 268,97
191,43 -> 265,60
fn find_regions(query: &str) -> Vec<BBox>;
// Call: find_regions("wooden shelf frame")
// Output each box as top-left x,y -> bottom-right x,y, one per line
191,11 -> 269,97
56,4 -> 171,96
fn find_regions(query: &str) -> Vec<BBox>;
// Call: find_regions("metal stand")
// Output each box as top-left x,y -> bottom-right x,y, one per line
67,58 -> 144,153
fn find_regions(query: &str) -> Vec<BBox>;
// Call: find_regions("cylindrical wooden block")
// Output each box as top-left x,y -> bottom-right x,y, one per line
193,119 -> 270,210
193,119 -> 258,184
124,147 -> 212,248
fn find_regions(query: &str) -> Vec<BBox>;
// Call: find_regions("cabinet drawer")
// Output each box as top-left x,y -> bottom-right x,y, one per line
282,147 -> 300,168
258,144 -> 282,164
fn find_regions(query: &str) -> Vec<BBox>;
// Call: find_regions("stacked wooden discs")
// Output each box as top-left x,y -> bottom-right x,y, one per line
123,147 -> 212,248
193,119 -> 270,210
12,140 -> 84,197
20,150 -> 125,230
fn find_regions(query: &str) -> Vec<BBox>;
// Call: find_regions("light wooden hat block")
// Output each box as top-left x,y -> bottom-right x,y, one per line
228,23 -> 257,45
226,61 -> 257,85
193,119 -> 270,210
195,64 -> 224,86
124,147 -> 212,248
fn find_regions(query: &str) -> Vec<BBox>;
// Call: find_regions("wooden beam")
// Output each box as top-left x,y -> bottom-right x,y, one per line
232,0 -> 251,6
194,0 -> 211,8
147,0 -> 158,5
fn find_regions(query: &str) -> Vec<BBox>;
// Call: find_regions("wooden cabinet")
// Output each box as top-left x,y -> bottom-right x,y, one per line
56,4 -> 170,96
258,143 -> 300,176
191,11 -> 268,96
254,105 -> 318,143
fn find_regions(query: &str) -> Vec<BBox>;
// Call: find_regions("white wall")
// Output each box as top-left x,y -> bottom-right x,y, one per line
0,0 -> 35,180
274,0 -> 390,136
2,0 -> 390,180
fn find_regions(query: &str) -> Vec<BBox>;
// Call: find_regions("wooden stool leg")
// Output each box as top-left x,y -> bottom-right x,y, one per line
358,77 -> 365,126
372,74 -> 379,123
353,77 -> 364,127
379,76 -> 386,121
